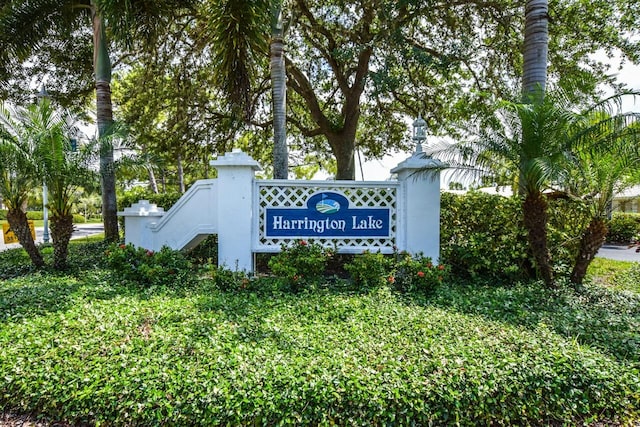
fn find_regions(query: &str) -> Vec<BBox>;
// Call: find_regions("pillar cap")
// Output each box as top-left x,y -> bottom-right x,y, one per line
118,200 -> 165,217
210,148 -> 262,171
390,152 -> 445,174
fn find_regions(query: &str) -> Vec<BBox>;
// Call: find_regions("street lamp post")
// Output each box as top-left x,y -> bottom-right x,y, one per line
412,114 -> 427,154
36,85 -> 50,243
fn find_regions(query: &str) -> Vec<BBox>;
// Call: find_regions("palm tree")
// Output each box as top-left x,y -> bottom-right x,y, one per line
433,91 -> 640,287
0,0 -> 196,242
0,98 -> 97,269
0,106 -> 44,267
32,99 -> 97,269
206,0 -> 289,178
563,103 -> 640,284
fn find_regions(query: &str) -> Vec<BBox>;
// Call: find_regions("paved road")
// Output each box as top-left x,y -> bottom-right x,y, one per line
0,223 -> 104,252
596,244 -> 640,262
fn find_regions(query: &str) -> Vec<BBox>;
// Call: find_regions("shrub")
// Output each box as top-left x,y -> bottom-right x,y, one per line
607,212 -> 640,243
391,252 -> 450,294
186,235 -> 218,266
210,265 -> 252,292
268,240 -> 330,292
25,211 -> 43,220
105,243 -> 191,286
72,214 -> 86,224
118,188 -> 182,212
344,251 -> 391,289
440,192 -> 595,281
440,192 -> 531,281
0,209 -> 6,220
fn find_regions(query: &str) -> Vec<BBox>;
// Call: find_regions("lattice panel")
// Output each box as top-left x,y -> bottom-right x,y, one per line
255,181 -> 398,252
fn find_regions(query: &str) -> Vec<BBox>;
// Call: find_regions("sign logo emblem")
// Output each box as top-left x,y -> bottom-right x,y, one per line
315,196 -> 340,214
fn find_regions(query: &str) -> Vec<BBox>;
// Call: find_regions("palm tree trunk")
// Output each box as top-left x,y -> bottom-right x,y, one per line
522,190 -> 555,287
93,9 -> 119,242
522,0 -> 549,99
50,213 -> 74,270
271,3 -> 288,179
570,218 -> 608,285
147,165 -> 159,194
6,208 -> 44,268
177,152 -> 185,193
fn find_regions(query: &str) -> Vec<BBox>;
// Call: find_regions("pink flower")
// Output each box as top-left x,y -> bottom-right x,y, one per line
119,244 -> 126,249
417,271 -> 425,278
146,250 -> 154,257
438,265 -> 445,271
388,276 -> 395,284
299,240 -> 308,246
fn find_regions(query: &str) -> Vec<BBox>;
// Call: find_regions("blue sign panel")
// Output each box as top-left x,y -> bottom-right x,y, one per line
265,192 -> 390,238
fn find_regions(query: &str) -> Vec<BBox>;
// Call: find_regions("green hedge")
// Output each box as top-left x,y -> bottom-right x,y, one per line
607,212 -> 640,243
118,188 -> 182,212
25,211 -> 43,220
440,192 -> 591,281
0,209 -> 6,221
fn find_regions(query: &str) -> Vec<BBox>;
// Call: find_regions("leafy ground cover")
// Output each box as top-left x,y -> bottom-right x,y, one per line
0,243 -> 638,425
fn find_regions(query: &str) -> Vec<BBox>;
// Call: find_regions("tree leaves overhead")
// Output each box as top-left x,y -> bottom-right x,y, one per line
200,0 -> 270,120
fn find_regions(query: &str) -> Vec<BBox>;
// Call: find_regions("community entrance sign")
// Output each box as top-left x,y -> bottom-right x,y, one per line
265,191 -> 390,238
119,149 -> 444,272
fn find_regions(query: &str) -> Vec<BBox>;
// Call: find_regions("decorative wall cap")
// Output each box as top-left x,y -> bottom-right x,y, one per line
210,148 -> 262,171
117,200 -> 165,217
390,152 -> 446,174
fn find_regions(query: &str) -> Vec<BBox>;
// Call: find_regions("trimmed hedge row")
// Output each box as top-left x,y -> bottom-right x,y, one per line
439,192 -> 590,282
608,212 -> 640,243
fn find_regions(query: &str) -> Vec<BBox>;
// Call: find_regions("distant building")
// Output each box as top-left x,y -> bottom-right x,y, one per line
613,185 -> 640,213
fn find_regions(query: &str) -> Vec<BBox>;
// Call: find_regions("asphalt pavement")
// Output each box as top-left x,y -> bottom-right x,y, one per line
596,243 -> 640,262
0,223 -> 104,252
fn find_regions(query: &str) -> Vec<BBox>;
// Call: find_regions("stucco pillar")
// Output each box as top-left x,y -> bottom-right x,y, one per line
117,200 -> 165,249
391,153 -> 444,263
210,149 -> 261,271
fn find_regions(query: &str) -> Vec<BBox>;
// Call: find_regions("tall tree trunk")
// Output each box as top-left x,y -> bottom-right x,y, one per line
522,190 -> 555,287
522,0 -> 549,99
93,10 -> 119,242
147,165 -> 159,194
571,218 -> 608,285
6,208 -> 44,268
271,9 -> 288,179
328,133 -> 356,180
50,213 -> 74,270
177,152 -> 185,193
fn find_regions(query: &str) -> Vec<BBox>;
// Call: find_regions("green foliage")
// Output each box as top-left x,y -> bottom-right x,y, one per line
186,235 -> 218,266
609,262 -> 640,294
118,188 -> 182,212
211,266 -> 252,292
72,213 -> 85,223
0,209 -> 6,220
607,212 -> 640,243
0,258 -> 638,425
105,243 -> 191,287
440,192 -> 531,281
344,251 -> 391,289
25,211 -> 43,220
391,252 -> 450,294
268,240 -> 331,291
440,192 -> 597,281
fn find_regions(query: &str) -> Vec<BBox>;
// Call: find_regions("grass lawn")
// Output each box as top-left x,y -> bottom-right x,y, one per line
0,243 -> 638,425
